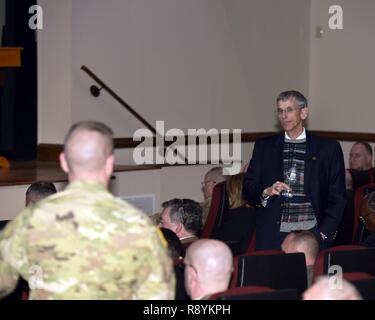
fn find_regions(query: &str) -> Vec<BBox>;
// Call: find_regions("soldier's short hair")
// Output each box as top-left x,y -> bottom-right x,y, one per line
162,198 -> 202,235
64,121 -> 114,154
26,181 -> 57,205
63,121 -> 115,172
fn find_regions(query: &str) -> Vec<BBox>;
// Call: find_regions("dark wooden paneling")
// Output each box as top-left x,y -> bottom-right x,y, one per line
310,131 -> 375,142
0,161 -> 162,187
37,144 -> 63,162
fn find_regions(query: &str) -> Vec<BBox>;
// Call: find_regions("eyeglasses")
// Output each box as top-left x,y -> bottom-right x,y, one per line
275,106 -> 305,117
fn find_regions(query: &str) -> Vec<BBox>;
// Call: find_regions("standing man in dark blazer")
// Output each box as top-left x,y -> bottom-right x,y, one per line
243,90 -> 346,250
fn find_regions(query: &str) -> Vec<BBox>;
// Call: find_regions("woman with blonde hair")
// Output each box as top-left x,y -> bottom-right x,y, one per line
215,172 -> 256,255
226,172 -> 252,209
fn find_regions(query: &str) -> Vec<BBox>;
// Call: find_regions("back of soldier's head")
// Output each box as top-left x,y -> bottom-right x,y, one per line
63,121 -> 114,173
26,181 -> 57,206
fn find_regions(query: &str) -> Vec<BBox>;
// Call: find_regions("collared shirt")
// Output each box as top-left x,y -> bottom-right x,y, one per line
285,127 -> 306,141
261,128 -> 306,207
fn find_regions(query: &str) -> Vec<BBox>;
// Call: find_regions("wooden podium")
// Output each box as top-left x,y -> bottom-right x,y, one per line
0,47 -> 23,67
0,47 -> 23,168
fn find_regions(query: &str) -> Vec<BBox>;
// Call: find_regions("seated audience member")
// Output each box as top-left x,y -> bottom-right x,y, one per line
337,142 -> 373,245
159,198 -> 202,249
25,181 -> 57,206
184,239 -> 233,300
227,172 -> 252,209
281,231 -> 319,287
346,142 -> 374,190
200,167 -> 228,226
215,172 -> 256,255
0,182 -> 57,250
303,276 -> 363,300
160,228 -> 189,300
360,191 -> 375,247
0,182 -> 56,300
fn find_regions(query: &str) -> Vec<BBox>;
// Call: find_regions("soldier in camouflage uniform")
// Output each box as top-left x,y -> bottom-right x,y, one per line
0,121 -> 175,299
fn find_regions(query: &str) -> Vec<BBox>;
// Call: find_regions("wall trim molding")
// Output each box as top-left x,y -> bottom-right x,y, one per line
37,131 -> 375,161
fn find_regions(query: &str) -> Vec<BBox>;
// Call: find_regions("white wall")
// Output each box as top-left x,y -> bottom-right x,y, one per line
37,0 -> 72,143
29,0 -> 311,221
309,0 -> 375,132
6,0 -> 374,220
37,0 -> 311,143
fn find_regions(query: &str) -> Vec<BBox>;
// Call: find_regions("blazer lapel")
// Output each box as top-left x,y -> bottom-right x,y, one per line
274,133 -> 285,181
304,131 -> 317,195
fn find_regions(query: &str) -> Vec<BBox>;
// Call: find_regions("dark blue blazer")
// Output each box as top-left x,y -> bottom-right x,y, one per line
242,131 -> 346,250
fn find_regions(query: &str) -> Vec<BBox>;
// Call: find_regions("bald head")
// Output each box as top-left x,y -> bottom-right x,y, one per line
281,231 -> 319,266
184,239 -> 233,299
303,276 -> 362,300
60,121 -> 114,184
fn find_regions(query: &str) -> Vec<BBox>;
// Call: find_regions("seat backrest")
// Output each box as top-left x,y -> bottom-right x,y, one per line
351,278 -> 375,300
201,182 -> 228,238
353,183 -> 375,243
313,245 -> 365,280
210,286 -> 300,300
343,272 -> 375,282
209,286 -> 274,300
245,232 -> 256,254
349,168 -> 375,190
324,248 -> 375,275
231,251 -> 307,294
214,206 -> 256,256
230,250 -> 283,287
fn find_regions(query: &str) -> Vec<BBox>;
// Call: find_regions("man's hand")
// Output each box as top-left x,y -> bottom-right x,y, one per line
262,181 -> 291,198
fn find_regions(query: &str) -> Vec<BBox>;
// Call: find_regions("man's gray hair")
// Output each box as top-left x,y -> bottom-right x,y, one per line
276,90 -> 308,109
161,198 -> 202,235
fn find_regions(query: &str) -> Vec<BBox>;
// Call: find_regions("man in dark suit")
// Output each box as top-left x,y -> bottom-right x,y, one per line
243,90 -> 346,250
